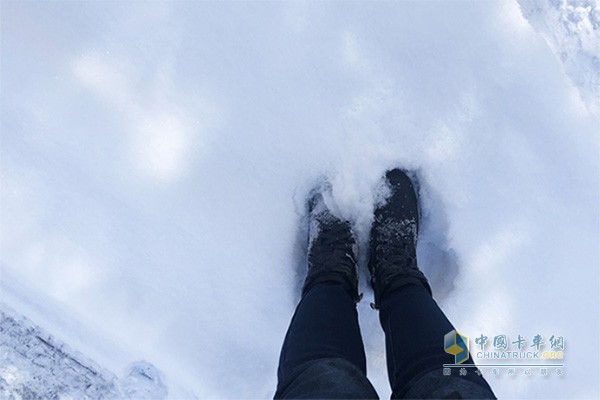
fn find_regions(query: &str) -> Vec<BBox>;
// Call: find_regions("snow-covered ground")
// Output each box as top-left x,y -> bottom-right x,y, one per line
1,304 -> 168,399
1,0 -> 598,398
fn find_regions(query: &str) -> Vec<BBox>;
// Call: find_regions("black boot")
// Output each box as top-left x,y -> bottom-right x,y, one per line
302,190 -> 361,303
368,169 -> 432,308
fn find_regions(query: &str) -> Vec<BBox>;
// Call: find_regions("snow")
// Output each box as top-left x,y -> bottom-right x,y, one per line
1,0 -> 598,398
1,305 -> 168,399
518,0 -> 600,115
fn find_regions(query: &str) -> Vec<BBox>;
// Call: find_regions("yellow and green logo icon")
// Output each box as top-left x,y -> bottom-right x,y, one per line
444,330 -> 469,364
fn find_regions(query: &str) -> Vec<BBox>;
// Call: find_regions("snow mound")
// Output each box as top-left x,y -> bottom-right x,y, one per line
0,306 -> 168,399
518,0 -> 600,114
120,361 -> 168,399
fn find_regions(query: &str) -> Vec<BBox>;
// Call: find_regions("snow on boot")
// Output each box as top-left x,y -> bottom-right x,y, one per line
302,189 -> 361,303
368,169 -> 432,308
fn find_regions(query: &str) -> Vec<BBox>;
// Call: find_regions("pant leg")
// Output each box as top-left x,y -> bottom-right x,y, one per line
379,284 -> 495,398
275,282 -> 378,399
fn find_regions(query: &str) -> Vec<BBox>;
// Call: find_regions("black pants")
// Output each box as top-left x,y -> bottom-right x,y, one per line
275,282 -> 495,398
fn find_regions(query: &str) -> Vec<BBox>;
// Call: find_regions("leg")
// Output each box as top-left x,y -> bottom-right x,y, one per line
379,284 -> 494,397
275,188 -> 377,399
276,282 -> 377,398
278,282 -> 366,375
379,284 -> 452,395
368,169 -> 495,398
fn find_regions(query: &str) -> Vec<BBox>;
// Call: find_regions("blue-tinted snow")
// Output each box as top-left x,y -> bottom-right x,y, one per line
1,1 -> 598,398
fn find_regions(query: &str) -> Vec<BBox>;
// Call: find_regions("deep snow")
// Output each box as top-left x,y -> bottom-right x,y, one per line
1,0 -> 599,398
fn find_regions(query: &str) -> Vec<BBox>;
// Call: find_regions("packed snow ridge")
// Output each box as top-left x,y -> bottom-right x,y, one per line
518,0 -> 600,114
0,305 -> 169,399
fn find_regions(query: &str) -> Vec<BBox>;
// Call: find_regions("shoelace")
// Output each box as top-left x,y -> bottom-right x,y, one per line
309,216 -> 356,272
372,218 -> 417,277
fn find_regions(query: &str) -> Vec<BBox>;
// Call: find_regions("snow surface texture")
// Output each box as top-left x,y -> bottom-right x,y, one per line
518,0 -> 600,115
0,305 -> 167,399
1,1 -> 598,399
